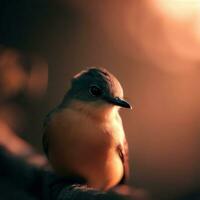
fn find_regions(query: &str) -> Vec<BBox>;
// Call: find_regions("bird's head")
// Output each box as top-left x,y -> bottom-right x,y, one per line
61,67 -> 132,111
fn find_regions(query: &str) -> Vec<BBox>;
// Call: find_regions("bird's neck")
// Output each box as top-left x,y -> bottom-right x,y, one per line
68,100 -> 119,121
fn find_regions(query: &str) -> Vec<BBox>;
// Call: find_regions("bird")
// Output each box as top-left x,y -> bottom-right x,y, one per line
42,67 -> 132,191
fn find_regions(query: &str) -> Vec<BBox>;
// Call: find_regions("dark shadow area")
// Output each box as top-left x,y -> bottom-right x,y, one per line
0,0 -> 78,56
0,147 -> 141,200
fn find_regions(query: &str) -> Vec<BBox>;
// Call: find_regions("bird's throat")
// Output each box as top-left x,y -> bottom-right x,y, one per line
68,100 -> 119,121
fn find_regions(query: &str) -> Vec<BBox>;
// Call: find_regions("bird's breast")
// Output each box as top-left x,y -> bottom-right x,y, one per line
47,104 -> 125,190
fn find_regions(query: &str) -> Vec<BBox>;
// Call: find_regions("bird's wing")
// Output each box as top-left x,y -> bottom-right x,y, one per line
117,139 -> 129,184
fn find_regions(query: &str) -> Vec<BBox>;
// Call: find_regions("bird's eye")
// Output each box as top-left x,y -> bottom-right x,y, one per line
89,85 -> 102,97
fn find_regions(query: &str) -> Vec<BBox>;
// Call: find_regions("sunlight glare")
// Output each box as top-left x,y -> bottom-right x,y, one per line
154,0 -> 200,20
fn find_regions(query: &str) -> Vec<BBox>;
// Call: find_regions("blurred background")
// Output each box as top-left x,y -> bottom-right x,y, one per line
0,0 -> 200,199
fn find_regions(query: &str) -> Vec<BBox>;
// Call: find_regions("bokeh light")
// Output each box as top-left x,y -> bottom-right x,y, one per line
154,0 -> 200,20
1,1 -> 200,199
0,46 -> 48,166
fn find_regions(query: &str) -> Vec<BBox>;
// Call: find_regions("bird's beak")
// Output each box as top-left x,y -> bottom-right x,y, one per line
104,96 -> 132,109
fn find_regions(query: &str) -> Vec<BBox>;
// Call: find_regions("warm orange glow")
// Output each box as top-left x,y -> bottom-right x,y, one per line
27,60 -> 48,98
154,0 -> 200,20
153,0 -> 200,43
1,1 -> 200,198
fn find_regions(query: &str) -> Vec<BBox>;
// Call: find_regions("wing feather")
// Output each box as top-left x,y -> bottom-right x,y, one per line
117,139 -> 129,184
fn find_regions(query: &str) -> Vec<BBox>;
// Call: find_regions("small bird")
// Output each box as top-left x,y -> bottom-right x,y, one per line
43,67 -> 132,191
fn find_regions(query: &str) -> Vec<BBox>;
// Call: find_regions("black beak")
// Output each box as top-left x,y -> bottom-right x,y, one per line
104,96 -> 132,109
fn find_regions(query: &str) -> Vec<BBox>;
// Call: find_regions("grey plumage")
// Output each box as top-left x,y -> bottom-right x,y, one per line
42,67 -> 131,190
